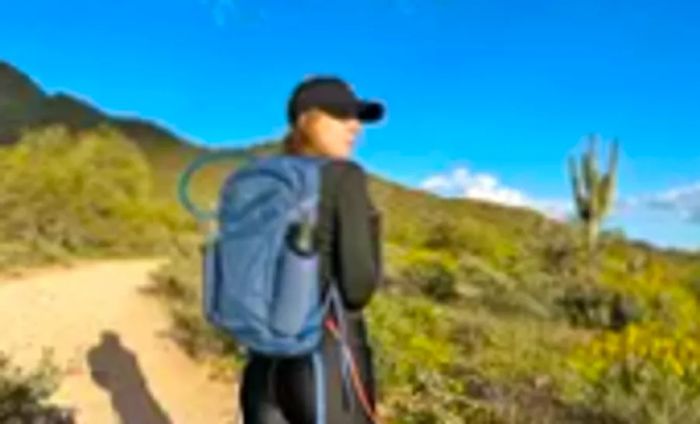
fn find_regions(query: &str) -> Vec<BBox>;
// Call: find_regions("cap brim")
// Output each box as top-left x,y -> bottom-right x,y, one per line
356,101 -> 384,123
320,100 -> 385,123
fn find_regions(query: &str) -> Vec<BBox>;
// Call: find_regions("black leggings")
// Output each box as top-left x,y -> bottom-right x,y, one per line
240,333 -> 376,424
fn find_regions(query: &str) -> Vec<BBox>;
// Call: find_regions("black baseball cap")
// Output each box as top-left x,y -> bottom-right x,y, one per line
287,76 -> 385,125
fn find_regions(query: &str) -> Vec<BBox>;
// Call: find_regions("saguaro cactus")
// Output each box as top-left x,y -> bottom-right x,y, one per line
569,135 -> 619,251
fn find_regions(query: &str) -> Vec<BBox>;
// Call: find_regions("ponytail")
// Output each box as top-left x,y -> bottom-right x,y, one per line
282,131 -> 297,154
282,111 -> 318,156
282,129 -> 312,156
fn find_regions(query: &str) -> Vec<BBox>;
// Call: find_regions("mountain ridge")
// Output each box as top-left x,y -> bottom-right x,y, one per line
0,60 -> 196,149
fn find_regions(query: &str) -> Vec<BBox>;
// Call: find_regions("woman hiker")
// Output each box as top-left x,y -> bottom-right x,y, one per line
239,76 -> 385,424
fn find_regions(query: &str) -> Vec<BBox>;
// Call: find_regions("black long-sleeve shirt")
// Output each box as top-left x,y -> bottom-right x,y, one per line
317,159 -> 382,340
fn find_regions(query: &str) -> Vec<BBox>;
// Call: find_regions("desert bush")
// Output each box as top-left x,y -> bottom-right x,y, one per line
366,293 -> 475,422
421,219 -> 469,253
457,254 -> 556,320
555,243 -> 700,423
569,321 -> 700,423
0,125 -> 192,270
555,285 -> 641,330
399,249 -> 460,301
366,292 -> 604,423
0,349 -> 73,423
460,371 -> 623,424
469,317 -> 581,392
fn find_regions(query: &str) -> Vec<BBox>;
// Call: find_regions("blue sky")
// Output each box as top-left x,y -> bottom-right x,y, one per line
2,0 -> 699,250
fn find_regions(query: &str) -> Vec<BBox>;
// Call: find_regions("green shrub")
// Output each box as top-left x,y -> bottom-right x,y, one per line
365,293 -> 473,421
399,250 -> 459,301
569,322 -> 700,423
421,219 -> 468,253
0,349 -> 73,423
457,254 -> 555,320
0,125 -> 192,270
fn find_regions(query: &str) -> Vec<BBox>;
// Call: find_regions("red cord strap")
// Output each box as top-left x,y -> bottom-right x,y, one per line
325,318 -> 382,424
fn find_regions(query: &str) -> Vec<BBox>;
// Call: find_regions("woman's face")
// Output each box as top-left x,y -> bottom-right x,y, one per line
298,109 -> 362,159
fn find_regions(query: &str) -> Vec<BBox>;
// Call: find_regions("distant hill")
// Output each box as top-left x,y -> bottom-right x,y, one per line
0,60 -> 279,202
0,61 -> 187,145
1,60 -> 696,261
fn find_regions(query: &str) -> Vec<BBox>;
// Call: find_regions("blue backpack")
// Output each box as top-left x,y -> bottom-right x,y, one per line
178,149 -> 358,424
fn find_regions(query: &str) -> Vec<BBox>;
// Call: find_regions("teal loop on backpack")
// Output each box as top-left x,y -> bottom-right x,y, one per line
177,148 -> 255,222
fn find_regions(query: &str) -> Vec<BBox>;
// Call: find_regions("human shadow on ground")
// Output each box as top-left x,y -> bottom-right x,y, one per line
86,330 -> 172,424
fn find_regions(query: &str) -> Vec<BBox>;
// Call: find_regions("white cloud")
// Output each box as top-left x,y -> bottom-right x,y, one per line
421,175 -> 453,192
419,166 -> 572,220
464,174 -> 530,207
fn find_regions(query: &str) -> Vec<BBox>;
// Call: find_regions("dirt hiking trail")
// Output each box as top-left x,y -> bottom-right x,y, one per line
0,258 -> 239,424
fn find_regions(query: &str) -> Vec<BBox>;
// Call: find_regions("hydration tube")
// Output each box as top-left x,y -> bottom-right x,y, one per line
176,148 -> 254,222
